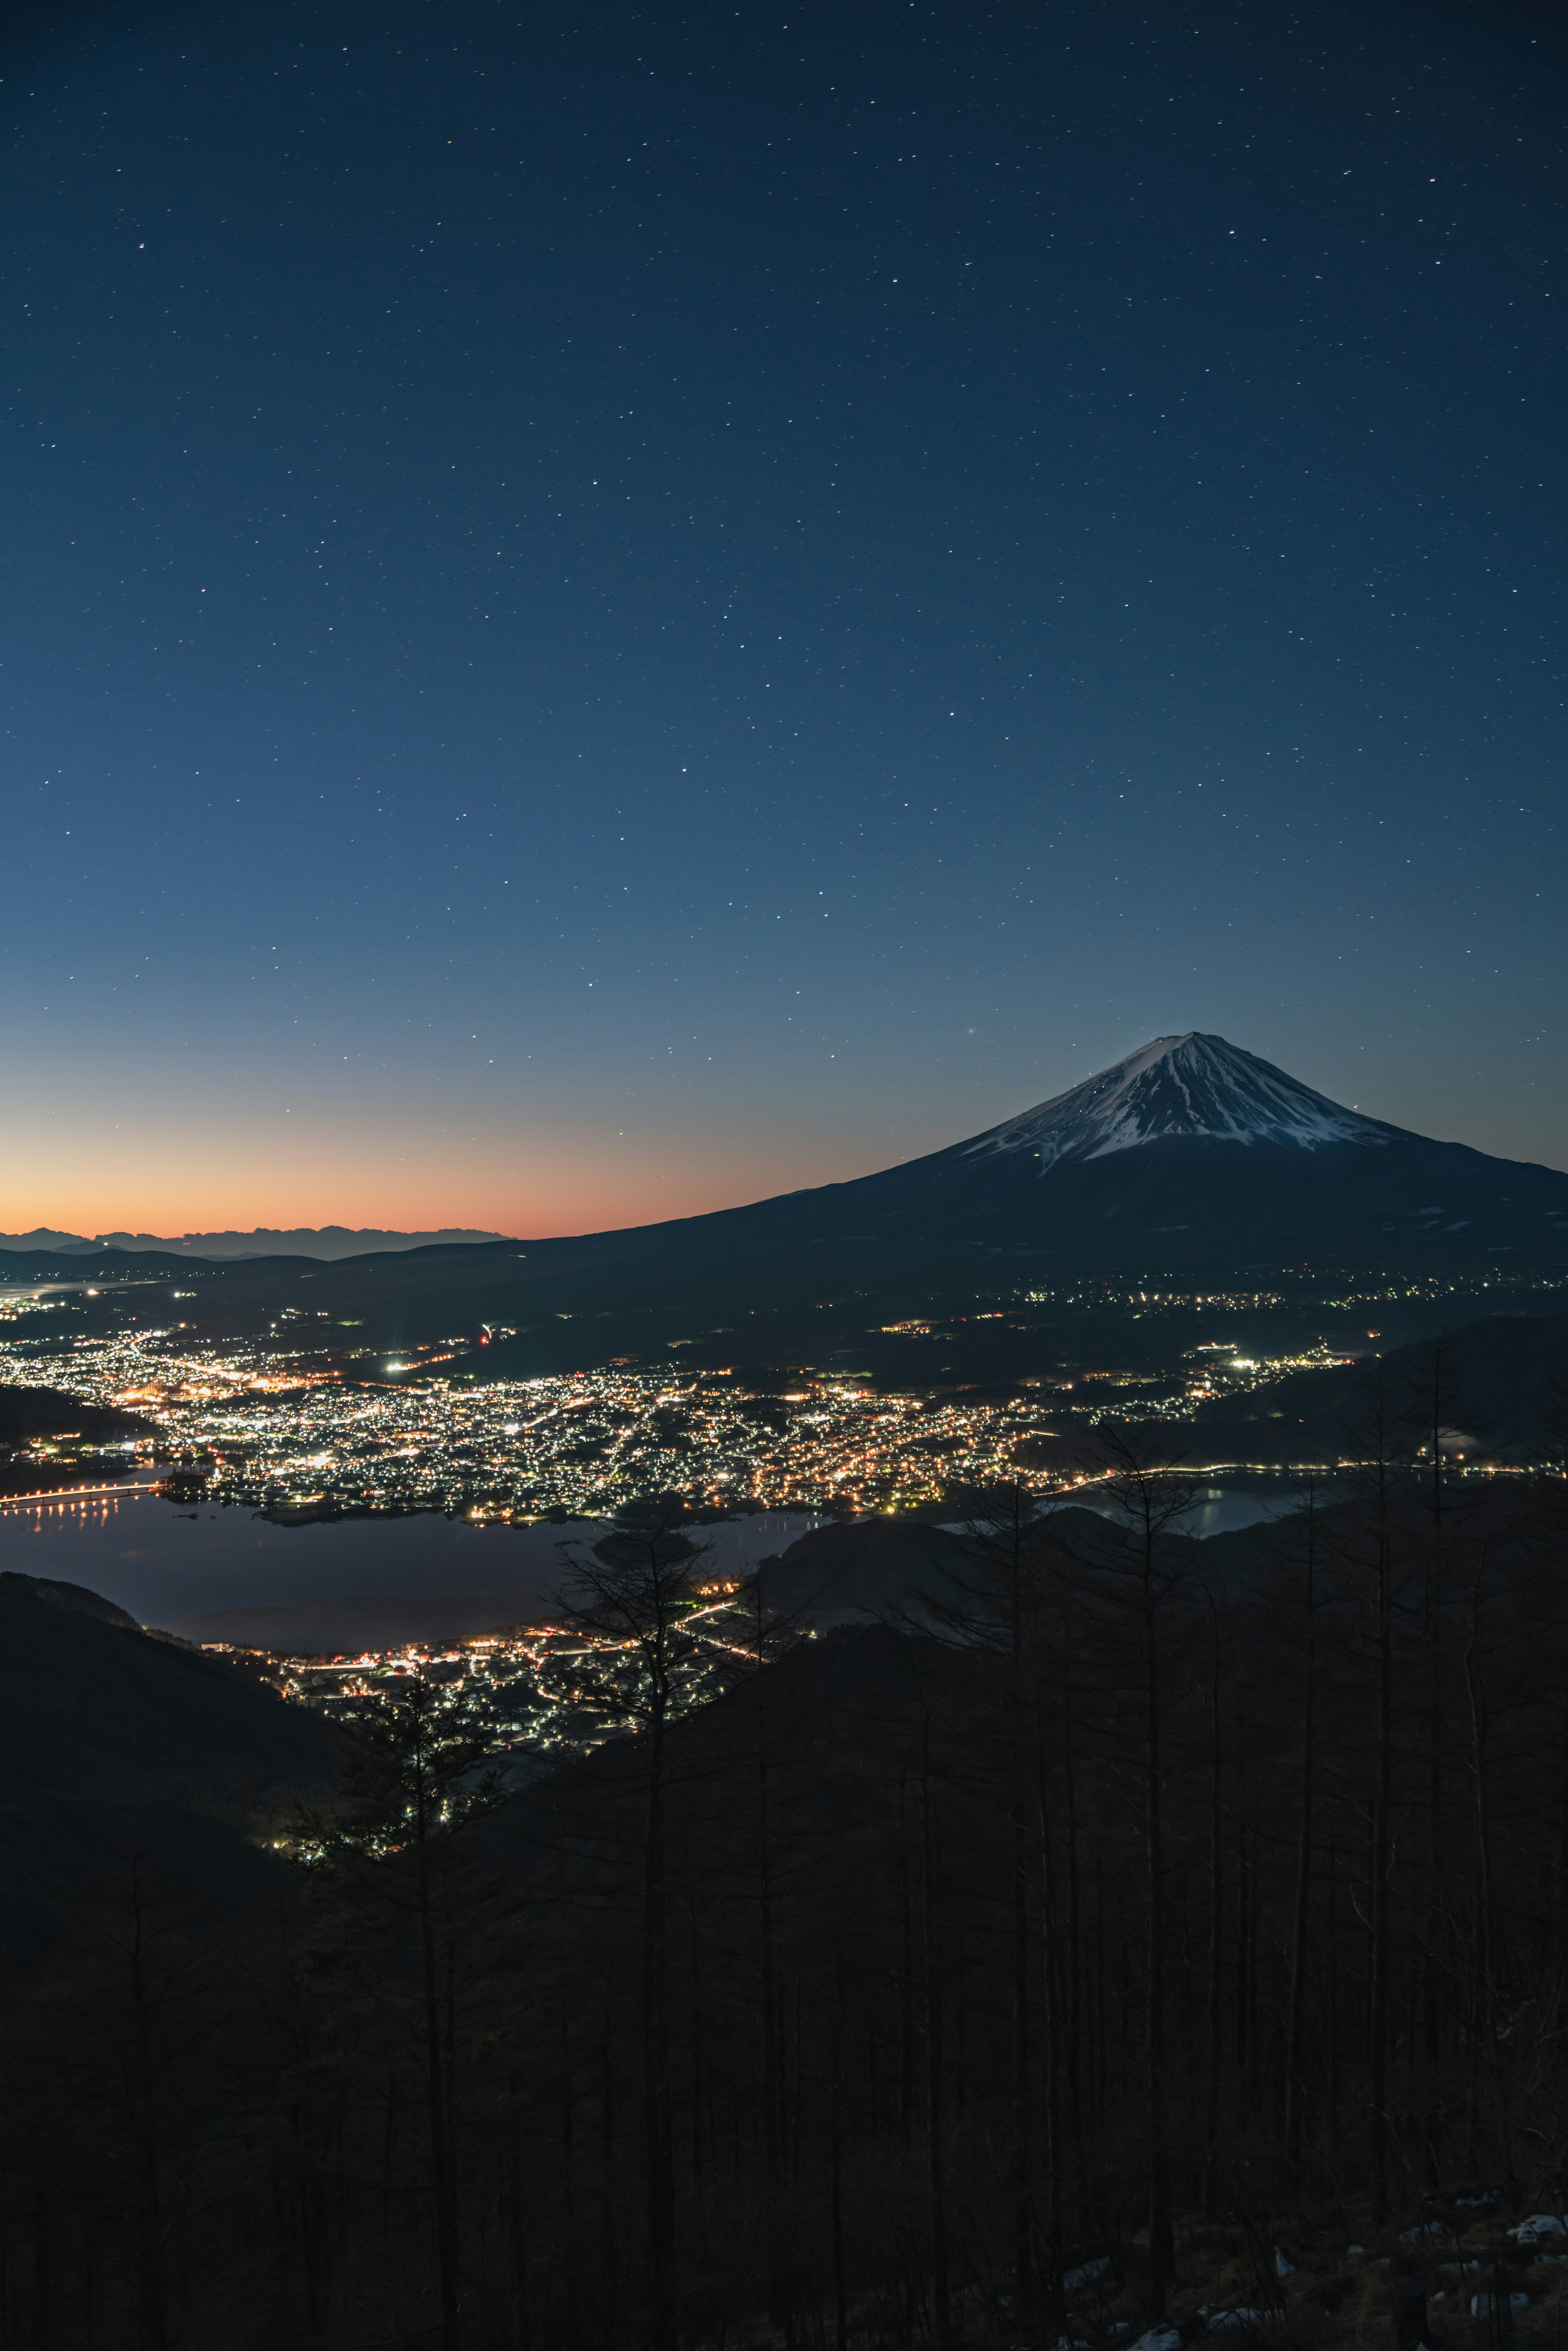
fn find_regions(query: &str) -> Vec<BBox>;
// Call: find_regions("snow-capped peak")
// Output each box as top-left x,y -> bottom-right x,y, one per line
964,1034 -> 1401,1170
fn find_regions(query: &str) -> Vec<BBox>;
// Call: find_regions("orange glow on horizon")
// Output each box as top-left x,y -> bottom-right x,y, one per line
0,1119 -> 922,1246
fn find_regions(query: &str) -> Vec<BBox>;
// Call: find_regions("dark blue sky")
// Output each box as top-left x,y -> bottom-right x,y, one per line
4,0 -> 1564,1236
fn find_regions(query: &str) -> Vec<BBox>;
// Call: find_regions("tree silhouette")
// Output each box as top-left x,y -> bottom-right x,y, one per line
301,1675 -> 508,2351
1074,1418 -> 1198,2319
554,1495 -> 715,2351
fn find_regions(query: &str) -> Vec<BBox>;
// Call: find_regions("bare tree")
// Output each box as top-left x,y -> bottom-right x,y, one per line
922,1478 -> 1053,2324
1074,1420 -> 1198,2320
1282,1480 -> 1325,2189
1405,1332 -> 1472,2179
555,1496 -> 714,2351
1336,1369 -> 1407,2225
1533,1375 -> 1568,1948
303,1676 -> 508,2351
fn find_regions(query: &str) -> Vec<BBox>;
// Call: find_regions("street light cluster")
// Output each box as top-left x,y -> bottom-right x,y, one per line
250,1587 -> 765,1765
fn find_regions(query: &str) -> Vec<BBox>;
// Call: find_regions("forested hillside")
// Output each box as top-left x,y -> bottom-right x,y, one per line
4,1377 -> 1568,2347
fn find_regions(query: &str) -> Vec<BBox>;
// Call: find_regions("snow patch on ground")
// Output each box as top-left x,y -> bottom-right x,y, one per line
1126,2326 -> 1183,2351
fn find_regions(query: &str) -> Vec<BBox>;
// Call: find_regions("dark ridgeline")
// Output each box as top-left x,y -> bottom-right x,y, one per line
6,1367 -> 1568,2344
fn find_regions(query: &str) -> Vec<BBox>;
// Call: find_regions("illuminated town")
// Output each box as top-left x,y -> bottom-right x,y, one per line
0,1315 -> 1370,1522
263,1591 -> 764,1767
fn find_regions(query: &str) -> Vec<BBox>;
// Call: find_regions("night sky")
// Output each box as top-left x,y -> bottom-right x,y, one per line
4,0 -> 1564,1239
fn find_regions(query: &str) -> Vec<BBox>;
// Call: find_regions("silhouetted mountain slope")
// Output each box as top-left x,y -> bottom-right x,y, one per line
756,1517 -> 971,1626
0,1577 -> 333,1815
5,1469 -> 1566,2342
530,1034 -> 1568,1277
754,1504 -> 1135,1627
0,1570 -> 141,1627
0,1577 -> 335,1963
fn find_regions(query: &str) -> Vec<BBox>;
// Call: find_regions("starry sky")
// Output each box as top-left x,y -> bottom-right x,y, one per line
3,0 -> 1564,1239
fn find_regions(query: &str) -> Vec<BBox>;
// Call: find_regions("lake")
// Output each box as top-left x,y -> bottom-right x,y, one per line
0,1485 -> 820,1651
0,1471 -> 1303,1653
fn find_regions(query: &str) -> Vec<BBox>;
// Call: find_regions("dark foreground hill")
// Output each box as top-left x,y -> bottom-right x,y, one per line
0,1576 -> 338,2345
753,1501 -> 1323,1628
0,1571 -> 332,1817
0,1572 -> 333,1953
486,1467 -> 1568,2349
753,1513 -> 971,1625
3,1452 -> 1568,2346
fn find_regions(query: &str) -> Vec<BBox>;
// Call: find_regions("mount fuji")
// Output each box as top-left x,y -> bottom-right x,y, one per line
959,1032 -> 1398,1168
561,1032 -> 1568,1284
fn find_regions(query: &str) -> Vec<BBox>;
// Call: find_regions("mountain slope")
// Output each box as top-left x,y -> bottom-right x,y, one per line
0,1574 -> 333,1815
0,1574 -> 335,1961
555,1032 -> 1568,1279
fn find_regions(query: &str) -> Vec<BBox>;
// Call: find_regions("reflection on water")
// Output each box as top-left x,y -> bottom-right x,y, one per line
1045,1473 -> 1335,1542
1183,1486 -> 1296,1537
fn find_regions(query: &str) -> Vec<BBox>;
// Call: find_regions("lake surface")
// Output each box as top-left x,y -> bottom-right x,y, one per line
0,1472 -> 1306,1651
0,1486 -> 819,1649
1167,1481 -> 1317,1538
1046,1473 -> 1326,1540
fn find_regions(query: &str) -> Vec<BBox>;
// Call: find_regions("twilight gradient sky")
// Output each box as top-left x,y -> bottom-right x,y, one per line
3,0 -> 1564,1239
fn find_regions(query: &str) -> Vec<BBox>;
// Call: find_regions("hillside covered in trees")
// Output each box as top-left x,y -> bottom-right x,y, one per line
4,1345 -> 1568,2348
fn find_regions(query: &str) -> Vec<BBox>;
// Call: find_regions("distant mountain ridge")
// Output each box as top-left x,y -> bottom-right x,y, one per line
0,1224 -> 512,1261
